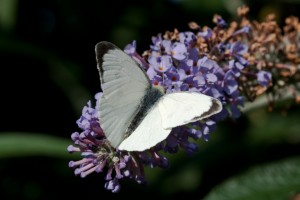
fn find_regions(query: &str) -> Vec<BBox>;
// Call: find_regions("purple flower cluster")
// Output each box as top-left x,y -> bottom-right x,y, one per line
125,21 -> 255,152
68,15 -> 273,192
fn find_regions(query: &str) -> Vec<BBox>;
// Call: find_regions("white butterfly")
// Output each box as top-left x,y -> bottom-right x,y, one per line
95,41 -> 222,152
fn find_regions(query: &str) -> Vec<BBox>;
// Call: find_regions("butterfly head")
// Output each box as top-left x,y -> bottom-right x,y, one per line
153,85 -> 166,94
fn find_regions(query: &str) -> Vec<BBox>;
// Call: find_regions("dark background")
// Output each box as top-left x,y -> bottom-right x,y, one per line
1,0 -> 300,199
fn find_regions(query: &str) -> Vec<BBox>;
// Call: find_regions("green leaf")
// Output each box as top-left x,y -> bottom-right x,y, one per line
0,132 -> 78,159
0,0 -> 18,32
203,157 -> 300,200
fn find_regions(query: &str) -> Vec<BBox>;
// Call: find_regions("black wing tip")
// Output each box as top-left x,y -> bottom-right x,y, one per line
95,41 -> 117,62
211,98 -> 222,113
200,98 -> 223,119
95,41 -> 118,80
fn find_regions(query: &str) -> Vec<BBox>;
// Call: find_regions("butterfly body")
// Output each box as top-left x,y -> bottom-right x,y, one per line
96,41 -> 222,151
124,86 -> 163,138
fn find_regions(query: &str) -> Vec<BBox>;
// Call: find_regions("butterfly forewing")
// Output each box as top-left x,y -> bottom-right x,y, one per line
95,41 -> 150,147
118,91 -> 222,152
158,92 -> 222,129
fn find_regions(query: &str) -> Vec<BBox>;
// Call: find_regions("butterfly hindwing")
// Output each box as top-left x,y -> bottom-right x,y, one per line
118,103 -> 171,151
95,41 -> 150,147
